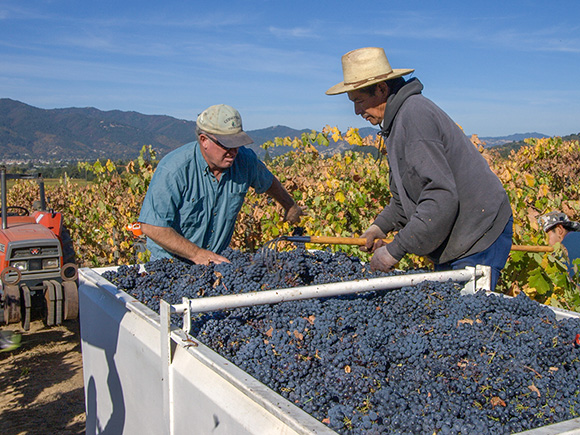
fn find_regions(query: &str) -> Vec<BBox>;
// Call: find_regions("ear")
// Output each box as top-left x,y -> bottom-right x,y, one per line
555,225 -> 567,241
199,134 -> 210,149
376,81 -> 390,98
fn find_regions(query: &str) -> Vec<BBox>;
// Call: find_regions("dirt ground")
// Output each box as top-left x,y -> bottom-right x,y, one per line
0,319 -> 86,435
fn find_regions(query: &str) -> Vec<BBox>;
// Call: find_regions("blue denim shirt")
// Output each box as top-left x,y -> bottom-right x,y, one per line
139,141 -> 273,259
562,231 -> 580,278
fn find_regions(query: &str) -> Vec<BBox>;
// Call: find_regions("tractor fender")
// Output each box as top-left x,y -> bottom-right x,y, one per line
32,210 -> 63,236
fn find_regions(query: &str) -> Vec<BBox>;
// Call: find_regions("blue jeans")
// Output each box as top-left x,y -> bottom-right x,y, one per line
435,216 -> 513,291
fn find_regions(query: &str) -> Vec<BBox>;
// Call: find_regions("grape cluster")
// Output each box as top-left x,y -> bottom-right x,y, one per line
102,248 -> 580,434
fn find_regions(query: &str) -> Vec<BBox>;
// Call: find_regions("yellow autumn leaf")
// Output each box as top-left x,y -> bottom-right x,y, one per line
105,159 -> 116,172
524,173 -> 535,187
537,184 -> 549,197
335,191 -> 346,203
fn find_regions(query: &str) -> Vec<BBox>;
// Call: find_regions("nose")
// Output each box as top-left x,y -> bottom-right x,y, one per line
354,102 -> 363,116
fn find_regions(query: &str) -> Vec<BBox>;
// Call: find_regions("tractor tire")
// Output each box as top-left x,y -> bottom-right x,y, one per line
3,284 -> 21,325
21,284 -> 31,331
44,281 -> 56,326
63,281 -> 79,320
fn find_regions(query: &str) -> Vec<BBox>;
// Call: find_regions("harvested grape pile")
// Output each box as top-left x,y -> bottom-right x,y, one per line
103,248 -> 580,435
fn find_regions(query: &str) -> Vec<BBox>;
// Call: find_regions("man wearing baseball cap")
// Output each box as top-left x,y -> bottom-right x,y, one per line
538,211 -> 580,278
139,104 -> 303,264
327,47 -> 513,290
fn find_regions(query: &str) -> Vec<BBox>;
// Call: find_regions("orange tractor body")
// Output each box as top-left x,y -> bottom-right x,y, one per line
0,166 -> 78,330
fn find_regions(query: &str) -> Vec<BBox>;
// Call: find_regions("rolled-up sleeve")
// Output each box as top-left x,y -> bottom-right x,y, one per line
245,149 -> 274,194
139,164 -> 184,229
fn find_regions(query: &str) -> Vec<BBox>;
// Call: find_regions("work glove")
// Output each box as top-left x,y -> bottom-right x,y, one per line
370,245 -> 399,273
360,224 -> 387,252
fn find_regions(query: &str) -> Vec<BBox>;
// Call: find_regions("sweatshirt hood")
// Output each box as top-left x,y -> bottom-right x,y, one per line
380,78 -> 424,138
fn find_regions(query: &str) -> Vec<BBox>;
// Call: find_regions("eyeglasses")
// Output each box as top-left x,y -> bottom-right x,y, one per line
205,134 -> 230,151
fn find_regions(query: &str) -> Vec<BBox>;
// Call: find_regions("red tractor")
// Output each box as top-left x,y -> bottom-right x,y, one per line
0,165 -> 78,331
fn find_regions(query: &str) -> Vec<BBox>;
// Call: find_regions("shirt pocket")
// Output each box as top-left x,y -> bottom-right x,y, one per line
177,195 -> 206,230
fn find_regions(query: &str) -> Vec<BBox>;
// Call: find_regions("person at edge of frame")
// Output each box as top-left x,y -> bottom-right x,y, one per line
538,211 -> 580,280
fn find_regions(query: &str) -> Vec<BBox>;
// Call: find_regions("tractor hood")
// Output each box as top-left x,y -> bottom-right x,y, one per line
0,221 -> 59,246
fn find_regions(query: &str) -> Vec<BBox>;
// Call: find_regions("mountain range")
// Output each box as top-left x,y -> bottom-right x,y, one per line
0,98 -> 557,161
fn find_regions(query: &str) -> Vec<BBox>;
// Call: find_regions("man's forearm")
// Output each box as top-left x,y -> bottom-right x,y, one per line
265,177 -> 296,211
140,223 -> 230,264
140,223 -> 201,260
265,177 -> 303,224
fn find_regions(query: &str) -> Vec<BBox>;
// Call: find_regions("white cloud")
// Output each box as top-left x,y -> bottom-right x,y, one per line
268,26 -> 318,39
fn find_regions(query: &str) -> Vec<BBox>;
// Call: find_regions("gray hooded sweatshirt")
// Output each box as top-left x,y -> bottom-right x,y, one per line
374,78 -> 512,264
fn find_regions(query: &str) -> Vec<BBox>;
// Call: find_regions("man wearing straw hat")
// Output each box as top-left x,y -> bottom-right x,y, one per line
327,47 -> 513,290
139,104 -> 303,265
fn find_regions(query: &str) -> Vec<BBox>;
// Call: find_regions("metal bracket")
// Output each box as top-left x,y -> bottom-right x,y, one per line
181,297 -> 191,334
460,265 -> 491,295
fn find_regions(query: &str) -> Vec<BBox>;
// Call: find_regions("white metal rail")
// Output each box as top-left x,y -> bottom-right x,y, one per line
169,265 -> 491,334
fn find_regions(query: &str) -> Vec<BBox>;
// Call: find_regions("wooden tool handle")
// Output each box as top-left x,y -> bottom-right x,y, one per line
511,244 -> 553,252
306,236 -> 554,253
307,236 -> 390,246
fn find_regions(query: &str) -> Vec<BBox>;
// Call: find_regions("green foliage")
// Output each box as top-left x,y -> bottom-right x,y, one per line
491,137 -> 580,309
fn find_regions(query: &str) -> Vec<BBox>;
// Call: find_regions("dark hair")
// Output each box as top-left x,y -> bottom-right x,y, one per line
359,77 -> 407,96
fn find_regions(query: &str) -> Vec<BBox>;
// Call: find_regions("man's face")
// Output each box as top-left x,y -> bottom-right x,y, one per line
199,134 -> 239,172
347,84 -> 389,126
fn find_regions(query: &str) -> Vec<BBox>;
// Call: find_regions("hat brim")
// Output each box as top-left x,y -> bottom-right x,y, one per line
543,221 -> 580,232
326,68 -> 415,95
566,221 -> 580,232
212,131 -> 254,149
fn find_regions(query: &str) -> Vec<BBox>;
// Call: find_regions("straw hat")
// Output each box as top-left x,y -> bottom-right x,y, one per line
326,47 -> 414,95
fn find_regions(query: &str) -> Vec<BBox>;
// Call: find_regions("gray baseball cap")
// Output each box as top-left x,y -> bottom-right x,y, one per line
196,104 -> 254,149
538,211 -> 580,232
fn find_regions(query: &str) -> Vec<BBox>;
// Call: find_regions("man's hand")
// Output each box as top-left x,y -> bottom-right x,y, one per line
191,249 -> 230,265
284,204 -> 304,225
140,223 -> 230,265
360,224 -> 387,252
370,246 -> 398,272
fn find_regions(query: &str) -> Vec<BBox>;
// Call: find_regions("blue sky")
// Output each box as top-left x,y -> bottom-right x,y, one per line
1,0 -> 578,137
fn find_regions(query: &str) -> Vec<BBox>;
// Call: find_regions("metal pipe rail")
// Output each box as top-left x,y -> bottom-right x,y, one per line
167,265 -> 491,335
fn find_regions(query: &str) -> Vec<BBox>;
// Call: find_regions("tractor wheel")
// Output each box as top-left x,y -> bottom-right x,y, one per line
44,281 -> 56,326
3,284 -> 21,325
63,281 -> 79,320
21,284 -> 31,331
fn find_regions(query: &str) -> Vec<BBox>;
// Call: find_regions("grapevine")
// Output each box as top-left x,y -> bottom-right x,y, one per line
6,134 -> 580,309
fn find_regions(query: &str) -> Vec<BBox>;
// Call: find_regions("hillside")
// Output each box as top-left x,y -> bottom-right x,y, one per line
2,98 -> 572,162
479,133 -> 550,148
0,99 -> 317,161
0,99 -> 190,160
